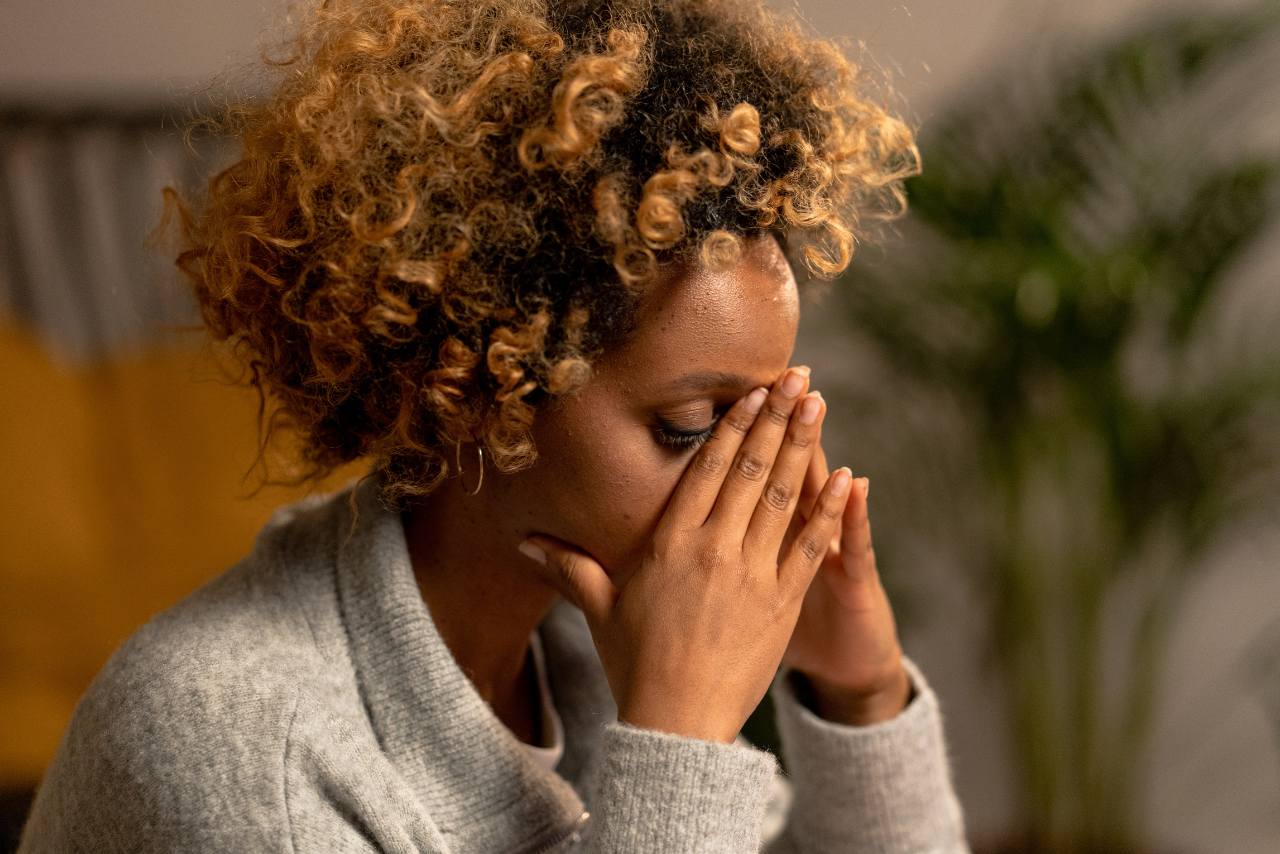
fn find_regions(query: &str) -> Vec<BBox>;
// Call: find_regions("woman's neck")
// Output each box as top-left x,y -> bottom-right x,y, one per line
401,478 -> 560,744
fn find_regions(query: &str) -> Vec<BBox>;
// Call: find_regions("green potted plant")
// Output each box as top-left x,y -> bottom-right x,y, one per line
822,5 -> 1280,851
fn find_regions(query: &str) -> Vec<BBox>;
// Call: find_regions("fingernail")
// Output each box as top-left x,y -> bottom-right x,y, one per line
862,478 -> 870,499
831,467 -> 852,497
518,540 -> 546,565
781,368 -> 807,398
743,387 -> 768,413
800,393 -> 822,424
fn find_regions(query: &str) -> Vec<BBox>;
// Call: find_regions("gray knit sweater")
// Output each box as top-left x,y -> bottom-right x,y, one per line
19,479 -> 968,854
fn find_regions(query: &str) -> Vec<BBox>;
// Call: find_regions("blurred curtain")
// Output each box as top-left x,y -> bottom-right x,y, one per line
0,111 -> 228,361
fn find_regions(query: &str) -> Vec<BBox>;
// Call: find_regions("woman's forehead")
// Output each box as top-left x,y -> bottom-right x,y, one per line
602,237 -> 800,386
640,237 -> 797,321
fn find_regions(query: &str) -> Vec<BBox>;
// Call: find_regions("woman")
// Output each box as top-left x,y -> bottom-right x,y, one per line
20,0 -> 968,851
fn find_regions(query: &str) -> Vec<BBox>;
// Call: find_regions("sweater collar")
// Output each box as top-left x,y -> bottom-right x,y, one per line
333,477 -> 589,853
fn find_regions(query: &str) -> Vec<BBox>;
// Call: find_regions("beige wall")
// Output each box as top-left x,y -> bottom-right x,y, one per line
0,0 -> 1249,110
0,0 -> 275,107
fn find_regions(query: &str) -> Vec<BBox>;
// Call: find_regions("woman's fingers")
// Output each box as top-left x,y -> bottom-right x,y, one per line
797,436 -> 830,524
708,366 -> 812,533
781,467 -> 853,592
743,391 -> 824,555
519,536 -> 618,627
776,438 -> 831,564
839,477 -> 875,581
660,386 -> 769,530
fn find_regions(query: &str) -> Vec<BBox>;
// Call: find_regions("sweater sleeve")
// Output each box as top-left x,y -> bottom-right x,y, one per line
766,658 -> 969,854
584,721 -> 779,853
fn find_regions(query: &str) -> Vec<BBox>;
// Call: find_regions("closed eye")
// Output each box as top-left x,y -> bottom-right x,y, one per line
654,412 -> 723,453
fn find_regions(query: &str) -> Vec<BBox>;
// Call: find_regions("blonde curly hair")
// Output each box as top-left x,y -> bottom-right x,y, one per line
167,0 -> 918,504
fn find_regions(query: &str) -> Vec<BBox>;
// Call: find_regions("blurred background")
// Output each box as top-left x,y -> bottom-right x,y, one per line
0,1 -> 1277,852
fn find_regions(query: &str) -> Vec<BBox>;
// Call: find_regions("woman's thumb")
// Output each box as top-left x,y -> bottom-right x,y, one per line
519,535 -> 617,624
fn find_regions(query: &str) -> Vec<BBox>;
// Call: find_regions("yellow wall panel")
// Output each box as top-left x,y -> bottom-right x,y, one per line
0,322 -> 366,788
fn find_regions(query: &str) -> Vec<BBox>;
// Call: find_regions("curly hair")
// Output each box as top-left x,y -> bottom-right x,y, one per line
167,0 -> 918,504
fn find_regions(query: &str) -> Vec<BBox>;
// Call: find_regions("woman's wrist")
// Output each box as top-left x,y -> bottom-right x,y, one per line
618,705 -> 742,744
788,664 -> 913,727
617,687 -> 746,744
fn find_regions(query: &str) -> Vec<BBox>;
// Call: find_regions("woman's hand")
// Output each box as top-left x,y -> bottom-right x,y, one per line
520,367 -> 854,743
781,445 -> 911,726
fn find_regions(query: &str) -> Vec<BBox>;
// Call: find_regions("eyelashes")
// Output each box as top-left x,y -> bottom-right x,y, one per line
654,412 -> 723,452
656,424 -> 715,451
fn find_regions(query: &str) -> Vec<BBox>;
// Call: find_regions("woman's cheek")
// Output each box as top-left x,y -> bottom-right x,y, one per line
583,444 -> 681,577
620,458 -> 692,569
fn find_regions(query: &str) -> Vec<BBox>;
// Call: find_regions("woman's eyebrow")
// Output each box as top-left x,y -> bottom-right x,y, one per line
661,370 -> 759,394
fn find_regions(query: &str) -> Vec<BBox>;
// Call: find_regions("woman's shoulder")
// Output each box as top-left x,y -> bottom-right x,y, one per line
109,485 -> 356,694
75,483 -> 357,730
20,487 -> 372,852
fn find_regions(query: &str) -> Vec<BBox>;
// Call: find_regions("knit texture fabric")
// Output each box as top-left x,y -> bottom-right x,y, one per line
769,663 -> 968,854
19,479 -> 968,854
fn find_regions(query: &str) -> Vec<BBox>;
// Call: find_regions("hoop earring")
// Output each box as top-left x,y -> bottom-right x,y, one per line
456,442 -> 484,496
